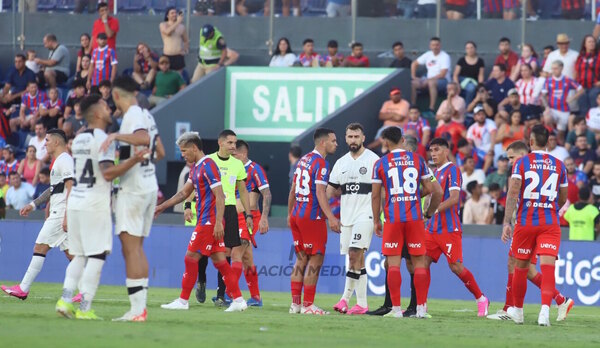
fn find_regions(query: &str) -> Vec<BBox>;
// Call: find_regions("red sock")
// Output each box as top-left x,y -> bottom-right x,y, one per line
540,264 -> 556,306
387,266 -> 402,307
512,267 -> 528,308
503,273 -> 514,312
414,267 -> 429,306
232,261 -> 243,283
244,266 -> 261,300
424,268 -> 431,300
214,260 -> 242,299
554,291 -> 565,306
530,273 -> 542,288
458,268 -> 483,299
180,255 -> 199,300
531,272 -> 565,305
302,285 -> 316,307
291,281 -> 302,305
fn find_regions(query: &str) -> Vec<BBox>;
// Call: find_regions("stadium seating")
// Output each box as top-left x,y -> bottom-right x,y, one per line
119,0 -> 148,12
37,0 -> 56,11
54,0 -> 76,11
304,0 -> 327,16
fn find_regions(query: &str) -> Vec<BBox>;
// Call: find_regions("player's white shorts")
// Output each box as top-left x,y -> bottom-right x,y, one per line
549,109 -> 570,131
35,211 -> 68,251
67,209 -> 112,256
115,190 -> 157,237
340,221 -> 373,254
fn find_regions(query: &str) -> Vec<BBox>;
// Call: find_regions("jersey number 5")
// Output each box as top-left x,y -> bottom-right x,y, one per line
74,158 -> 96,188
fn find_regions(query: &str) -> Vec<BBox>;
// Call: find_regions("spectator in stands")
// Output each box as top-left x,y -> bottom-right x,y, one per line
1,54 -> 36,107
561,0 -> 584,20
5,171 -> 35,210
510,44 -> 539,81
0,172 -> 8,197
343,42 -> 370,68
453,41 -> 484,105
456,138 -> 486,170
575,35 -> 600,115
445,0 -> 469,20
64,80 -> 87,118
269,38 -> 297,67
461,157 -> 485,192
33,167 -> 50,210
74,56 -> 91,86
403,106 -> 431,147
63,101 -> 87,139
493,38 -> 518,77
566,116 -> 597,151
514,63 -> 543,115
29,121 -> 48,162
434,108 -> 467,155
368,87 -> 410,150
39,87 -> 63,131
543,34 -> 578,79
0,145 -> 19,177
590,161 -> 600,208
498,88 -> 530,125
13,81 -> 47,131
150,56 -> 187,108
270,0 -> 301,17
467,105 -> 497,153
25,50 -> 41,75
467,83 -> 496,118
411,37 -> 451,112
88,33 -> 118,90
193,0 -> 216,15
75,0 -> 97,14
463,181 -> 492,225
541,45 -> 554,69
436,82 -> 466,125
417,0 -> 437,18
288,145 -> 301,187
299,39 -> 323,67
502,0 -> 518,20
482,0 -> 502,18
99,80 -> 117,115
192,24 -> 228,83
324,40 -> 344,67
488,183 -> 505,224
548,131 -> 570,161
35,34 -> 70,89
486,64 -> 515,108
484,155 -> 509,193
495,110 -> 525,151
326,0 -> 351,17
160,8 -> 189,74
570,135 -> 596,175
76,33 -> 92,73
389,41 -> 411,69
564,187 -> 599,241
18,0 -> 37,12
565,156 -> 588,204
541,60 -> 583,143
91,3 -> 119,50
133,43 -> 159,90
17,146 -> 40,186
588,94 -> 600,137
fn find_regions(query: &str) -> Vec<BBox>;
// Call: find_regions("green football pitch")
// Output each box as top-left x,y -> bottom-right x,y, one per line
1,282 -> 598,348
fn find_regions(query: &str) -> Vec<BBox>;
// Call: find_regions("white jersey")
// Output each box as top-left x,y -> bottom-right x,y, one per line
329,148 -> 379,226
118,105 -> 159,194
68,128 -> 115,212
48,151 -> 74,214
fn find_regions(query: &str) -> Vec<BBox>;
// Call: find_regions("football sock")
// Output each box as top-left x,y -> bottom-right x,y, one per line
244,266 -> 261,300
530,273 -> 542,288
197,256 -> 208,283
387,266 -> 402,307
424,268 -> 431,301
383,271 -> 392,307
356,268 -> 368,308
531,272 -> 565,305
232,261 -> 243,283
62,256 -> 86,302
20,253 -> 45,293
554,292 -> 566,306
302,284 -> 316,307
503,272 -> 514,311
341,270 -> 360,302
291,281 -> 303,305
512,267 -> 528,308
180,255 -> 199,301
214,260 -> 242,299
407,272 -> 417,310
216,257 -> 231,298
458,268 -> 483,299
126,278 -> 146,315
142,278 -> 149,310
414,267 -> 429,306
79,257 -> 105,312
540,264 -> 556,307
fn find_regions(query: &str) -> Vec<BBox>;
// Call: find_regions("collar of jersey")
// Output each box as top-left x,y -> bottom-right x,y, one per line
311,150 -> 322,157
196,156 -> 209,166
390,149 -> 405,153
437,161 -> 452,171
531,150 -> 547,154
551,75 -> 565,81
244,160 -> 252,166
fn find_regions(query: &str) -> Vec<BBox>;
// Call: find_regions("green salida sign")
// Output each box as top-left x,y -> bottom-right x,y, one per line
225,67 -> 394,142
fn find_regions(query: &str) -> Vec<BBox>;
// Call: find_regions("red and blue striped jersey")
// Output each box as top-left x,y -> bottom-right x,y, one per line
21,91 -> 47,113
426,162 -> 462,234
456,147 -> 486,170
575,52 -> 600,89
292,150 -> 330,220
372,149 -> 431,223
402,118 -> 430,144
484,0 -> 502,12
542,76 -> 581,112
188,156 -> 222,226
0,160 -> 18,176
502,0 -> 519,8
511,151 -> 568,227
245,160 -> 269,193
90,46 -> 118,86
42,98 -> 64,112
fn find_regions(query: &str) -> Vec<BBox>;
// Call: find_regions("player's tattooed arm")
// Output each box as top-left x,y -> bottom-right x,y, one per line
503,177 -> 522,226
99,149 -> 148,181
156,182 -> 194,217
32,187 -> 52,207
260,187 -> 272,218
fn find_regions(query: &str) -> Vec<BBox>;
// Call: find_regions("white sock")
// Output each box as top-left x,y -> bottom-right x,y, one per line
79,258 -> 105,312
141,278 -> 149,310
476,295 -> 486,302
62,256 -> 86,302
126,278 -> 145,315
541,304 -> 550,316
392,305 -> 402,313
179,298 -> 188,304
234,297 -> 244,303
356,269 -> 368,308
341,270 -> 360,302
20,254 -> 46,292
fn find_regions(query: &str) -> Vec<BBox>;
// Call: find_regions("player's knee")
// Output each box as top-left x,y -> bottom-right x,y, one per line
449,262 -> 463,275
33,244 -> 49,255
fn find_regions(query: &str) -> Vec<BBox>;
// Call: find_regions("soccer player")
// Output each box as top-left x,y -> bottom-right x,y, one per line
503,126 -> 569,326
100,76 -> 165,322
55,94 -> 147,320
371,126 -> 442,318
231,139 -> 272,306
426,137 -> 490,316
328,123 -> 379,315
288,128 -> 341,315
488,140 -> 573,321
157,132 -> 247,312
1,129 -> 74,300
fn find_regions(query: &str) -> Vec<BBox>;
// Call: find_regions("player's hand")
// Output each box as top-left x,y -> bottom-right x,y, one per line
154,204 -> 166,218
501,224 -> 513,243
20,204 -> 33,217
329,217 -> 341,233
133,149 -> 151,163
99,133 -> 117,153
286,214 -> 291,227
62,218 -> 68,232
374,220 -> 383,237
258,215 -> 269,234
184,208 -> 193,223
246,216 -> 254,233
214,221 -> 224,240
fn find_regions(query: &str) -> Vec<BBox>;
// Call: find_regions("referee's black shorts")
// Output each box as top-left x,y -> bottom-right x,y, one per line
224,205 -> 241,248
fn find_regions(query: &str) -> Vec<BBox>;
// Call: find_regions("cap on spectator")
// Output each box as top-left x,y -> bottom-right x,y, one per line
508,88 -> 518,96
474,104 -> 485,114
466,181 -> 479,194
327,40 -> 338,48
556,34 -> 570,44
97,32 -> 108,40
390,87 -> 401,96
457,137 -> 469,149
202,24 -> 215,38
498,155 -> 509,161
4,144 -> 15,153
524,113 -> 540,122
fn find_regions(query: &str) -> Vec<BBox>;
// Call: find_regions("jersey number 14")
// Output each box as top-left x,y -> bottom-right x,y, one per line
74,158 -> 96,188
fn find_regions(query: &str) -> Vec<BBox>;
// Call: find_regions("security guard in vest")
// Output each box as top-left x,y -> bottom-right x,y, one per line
192,24 -> 227,83
564,186 -> 600,241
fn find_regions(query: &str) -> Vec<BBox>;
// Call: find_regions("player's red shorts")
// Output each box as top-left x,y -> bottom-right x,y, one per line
382,220 -> 426,256
425,231 -> 463,264
237,212 -> 252,241
290,216 -> 327,255
508,247 -> 538,265
510,225 -> 561,260
251,210 -> 261,231
188,224 -> 226,256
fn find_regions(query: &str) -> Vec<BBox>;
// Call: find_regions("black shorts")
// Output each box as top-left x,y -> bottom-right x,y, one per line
55,70 -> 68,84
166,54 -> 185,71
445,4 -> 468,15
224,205 -> 241,248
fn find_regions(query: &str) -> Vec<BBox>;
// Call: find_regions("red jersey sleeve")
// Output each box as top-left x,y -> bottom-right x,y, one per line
204,160 -> 222,189
313,158 -> 329,186
372,160 -> 383,184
